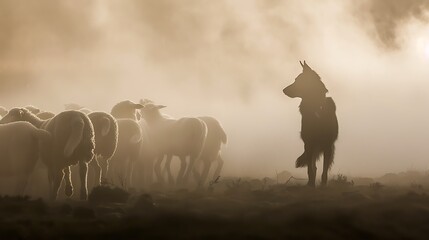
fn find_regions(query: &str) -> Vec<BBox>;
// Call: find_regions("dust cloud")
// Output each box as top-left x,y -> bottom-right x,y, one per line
0,0 -> 428,178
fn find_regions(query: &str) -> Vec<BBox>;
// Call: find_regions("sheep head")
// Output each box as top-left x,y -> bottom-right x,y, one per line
139,103 -> 166,123
0,107 -> 8,117
0,107 -> 31,124
65,103 -> 85,111
25,105 -> 41,114
111,100 -> 144,120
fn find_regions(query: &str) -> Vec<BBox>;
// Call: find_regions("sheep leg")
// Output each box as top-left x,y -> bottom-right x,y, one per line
144,155 -> 154,188
126,157 -> 135,189
161,155 -> 170,178
212,155 -> 224,180
79,161 -> 89,200
192,161 -> 202,184
183,155 -> 197,184
86,156 -> 100,190
321,145 -> 334,186
164,155 -> 175,185
15,174 -> 30,196
196,161 -> 211,188
176,156 -> 187,185
47,168 -> 54,196
64,166 -> 74,197
91,155 -> 102,186
50,169 -> 65,201
154,155 -> 165,185
99,156 -> 110,184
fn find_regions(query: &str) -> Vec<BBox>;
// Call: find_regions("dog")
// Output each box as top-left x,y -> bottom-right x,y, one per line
283,61 -> 338,187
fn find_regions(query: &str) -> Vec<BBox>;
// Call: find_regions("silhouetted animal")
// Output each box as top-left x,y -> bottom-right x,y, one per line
25,105 -> 41,114
109,100 -> 144,188
87,112 -> 118,187
0,107 -> 8,117
24,106 -> 55,120
162,116 -> 227,187
64,103 -> 91,114
283,61 -> 338,187
0,108 -> 95,200
139,101 -> 207,186
62,104 -> 119,189
0,121 -> 50,195
37,111 -> 56,120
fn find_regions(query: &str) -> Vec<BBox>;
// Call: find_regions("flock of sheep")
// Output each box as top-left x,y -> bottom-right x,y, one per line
0,100 -> 227,200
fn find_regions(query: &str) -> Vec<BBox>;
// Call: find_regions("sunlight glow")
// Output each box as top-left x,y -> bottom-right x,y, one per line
425,43 -> 429,59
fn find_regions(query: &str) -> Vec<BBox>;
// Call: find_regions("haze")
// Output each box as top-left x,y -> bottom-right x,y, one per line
1,0 -> 428,178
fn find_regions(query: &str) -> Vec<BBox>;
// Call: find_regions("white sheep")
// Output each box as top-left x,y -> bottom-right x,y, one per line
0,108 -> 95,200
87,112 -> 119,187
25,105 -> 41,114
0,106 -> 8,117
58,105 -> 119,194
65,103 -> 85,111
24,106 -> 55,120
37,111 -> 56,120
62,105 -> 120,192
164,116 -> 227,187
0,121 -> 50,195
139,101 -> 207,186
109,100 -> 144,188
64,104 -> 91,114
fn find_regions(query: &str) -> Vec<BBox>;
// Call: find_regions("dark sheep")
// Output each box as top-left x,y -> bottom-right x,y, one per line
0,108 -> 95,200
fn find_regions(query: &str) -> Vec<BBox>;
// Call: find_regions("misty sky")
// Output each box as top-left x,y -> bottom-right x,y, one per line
0,0 -> 429,178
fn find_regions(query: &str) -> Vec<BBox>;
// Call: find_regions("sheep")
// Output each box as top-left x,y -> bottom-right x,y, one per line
37,111 -> 56,120
110,98 -> 158,188
87,112 -> 119,187
25,105 -> 41,115
164,116 -> 227,187
62,105 -> 119,192
0,121 -> 50,195
139,101 -> 207,186
24,106 -> 55,120
64,103 -> 91,114
0,108 -> 95,200
0,106 -> 8,117
109,100 -> 144,188
65,103 -> 85,111
136,118 -> 158,187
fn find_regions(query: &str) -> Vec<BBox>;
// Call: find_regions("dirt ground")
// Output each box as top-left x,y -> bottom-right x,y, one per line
1,177 -> 429,239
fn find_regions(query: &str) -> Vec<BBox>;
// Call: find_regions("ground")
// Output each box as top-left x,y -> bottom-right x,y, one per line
1,177 -> 429,239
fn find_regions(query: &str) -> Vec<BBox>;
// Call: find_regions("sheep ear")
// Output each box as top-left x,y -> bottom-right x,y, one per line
136,111 -> 142,121
133,104 -> 144,109
156,105 -> 166,110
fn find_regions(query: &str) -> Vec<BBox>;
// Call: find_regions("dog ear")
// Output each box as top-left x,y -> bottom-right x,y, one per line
304,61 -> 312,70
303,61 -> 312,71
300,61 -> 304,68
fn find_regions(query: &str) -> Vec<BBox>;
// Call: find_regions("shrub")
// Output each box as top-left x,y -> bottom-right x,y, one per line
329,174 -> 354,187
88,185 -> 130,206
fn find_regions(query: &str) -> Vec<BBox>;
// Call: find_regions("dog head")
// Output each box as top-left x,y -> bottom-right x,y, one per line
283,61 -> 328,100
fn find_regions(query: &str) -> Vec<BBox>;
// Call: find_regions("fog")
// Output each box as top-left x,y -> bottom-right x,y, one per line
0,0 -> 428,178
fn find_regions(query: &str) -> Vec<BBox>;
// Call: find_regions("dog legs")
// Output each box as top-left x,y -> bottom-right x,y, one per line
321,145 -> 334,186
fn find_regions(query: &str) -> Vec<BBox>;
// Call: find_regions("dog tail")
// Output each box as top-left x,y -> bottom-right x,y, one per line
295,152 -> 308,168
